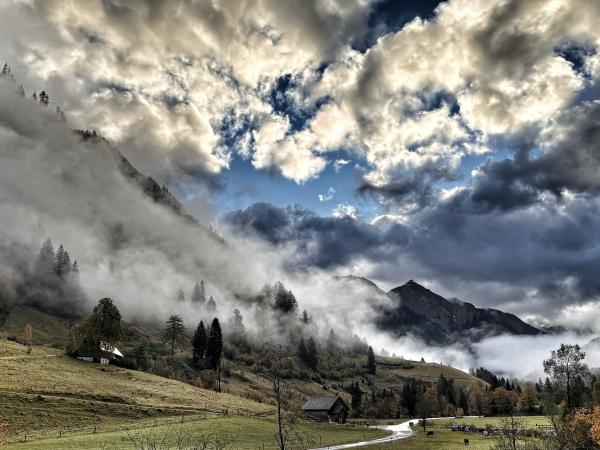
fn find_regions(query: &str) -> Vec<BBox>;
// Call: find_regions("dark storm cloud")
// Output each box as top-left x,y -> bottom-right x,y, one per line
224,202 -> 410,269
459,101 -> 600,213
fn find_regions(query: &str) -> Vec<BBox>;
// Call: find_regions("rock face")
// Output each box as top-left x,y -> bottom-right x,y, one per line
342,277 -> 542,344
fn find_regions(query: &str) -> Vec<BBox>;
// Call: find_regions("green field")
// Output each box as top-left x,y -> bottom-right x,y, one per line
3,416 -> 388,449
368,416 -> 548,450
0,339 -> 387,448
374,358 -> 485,391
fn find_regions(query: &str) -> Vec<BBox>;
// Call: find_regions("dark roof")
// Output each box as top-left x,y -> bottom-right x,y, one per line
302,396 -> 347,411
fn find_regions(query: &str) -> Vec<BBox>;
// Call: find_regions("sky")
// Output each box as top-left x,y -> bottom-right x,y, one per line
1,0 -> 600,334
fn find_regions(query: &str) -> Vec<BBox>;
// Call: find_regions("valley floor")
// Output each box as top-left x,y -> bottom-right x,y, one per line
0,340 -> 386,449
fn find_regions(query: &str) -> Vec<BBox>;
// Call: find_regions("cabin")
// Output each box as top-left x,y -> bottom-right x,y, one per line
75,341 -> 123,365
302,395 -> 349,423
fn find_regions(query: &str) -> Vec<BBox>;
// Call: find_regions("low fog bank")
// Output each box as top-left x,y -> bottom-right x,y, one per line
365,329 -> 600,382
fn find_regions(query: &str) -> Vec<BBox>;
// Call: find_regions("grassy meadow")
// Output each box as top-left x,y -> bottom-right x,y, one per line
0,339 -> 387,448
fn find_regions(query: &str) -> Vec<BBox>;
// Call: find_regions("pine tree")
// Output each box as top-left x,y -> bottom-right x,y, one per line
31,91 -> 37,101
326,329 -> 339,356
34,238 -> 55,276
17,84 -> 25,97
54,244 -> 71,277
206,296 -> 217,312
349,381 -> 362,413
301,309 -> 310,324
297,337 -> 308,365
39,90 -> 49,106
161,315 -> 186,357
191,281 -> 206,305
230,309 -> 244,336
175,288 -> 185,302
55,106 -> 66,121
1,62 -> 10,76
206,318 -> 222,370
367,346 -> 376,375
191,320 -> 207,365
306,337 -> 318,371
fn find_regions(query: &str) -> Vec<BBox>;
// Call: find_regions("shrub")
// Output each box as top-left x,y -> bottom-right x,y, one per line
196,369 -> 217,390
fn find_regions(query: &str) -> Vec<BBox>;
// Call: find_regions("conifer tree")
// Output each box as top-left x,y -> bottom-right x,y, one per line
206,318 -> 222,370
206,296 -> 217,312
306,337 -> 318,371
230,309 -> 245,336
54,244 -> 71,277
326,329 -> 339,356
301,309 -> 310,324
34,238 -> 55,276
17,84 -> 25,97
297,337 -> 308,365
191,281 -> 206,305
367,346 -> 377,375
161,315 -> 186,357
191,320 -> 207,365
39,90 -> 49,106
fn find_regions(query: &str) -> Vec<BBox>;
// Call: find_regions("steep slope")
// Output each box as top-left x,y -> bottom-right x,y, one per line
376,280 -> 541,344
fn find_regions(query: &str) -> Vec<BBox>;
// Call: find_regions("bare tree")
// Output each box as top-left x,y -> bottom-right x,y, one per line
124,423 -> 237,450
259,344 -> 316,450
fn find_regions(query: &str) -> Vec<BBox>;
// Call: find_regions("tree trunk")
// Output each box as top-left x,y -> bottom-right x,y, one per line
171,332 -> 175,357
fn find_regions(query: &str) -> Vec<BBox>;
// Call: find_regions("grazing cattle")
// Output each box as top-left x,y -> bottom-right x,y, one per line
426,431 -> 434,437
464,438 -> 470,446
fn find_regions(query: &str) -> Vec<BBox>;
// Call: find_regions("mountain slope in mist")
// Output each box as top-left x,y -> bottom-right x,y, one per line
338,277 -> 541,344
0,77 -> 259,322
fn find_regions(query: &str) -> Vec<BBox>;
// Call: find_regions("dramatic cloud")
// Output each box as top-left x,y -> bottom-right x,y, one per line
0,0 -> 372,183
2,0 -> 600,375
223,202 -> 410,270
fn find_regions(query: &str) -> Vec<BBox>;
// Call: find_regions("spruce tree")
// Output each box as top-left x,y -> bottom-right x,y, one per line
297,337 -> 308,365
191,320 -> 207,365
206,318 -> 222,370
161,315 -> 186,357
39,90 -> 49,106
367,346 -> 376,375
301,309 -> 310,324
54,244 -> 71,277
206,296 -> 217,312
307,337 -> 318,371
34,238 -> 55,276
191,281 -> 206,305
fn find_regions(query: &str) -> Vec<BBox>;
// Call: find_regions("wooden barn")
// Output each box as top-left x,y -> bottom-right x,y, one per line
302,395 -> 349,423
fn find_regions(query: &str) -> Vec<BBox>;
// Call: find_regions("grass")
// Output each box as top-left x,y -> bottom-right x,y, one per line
427,416 -> 550,429
0,305 -> 75,348
2,416 -> 388,449
0,340 -> 388,448
374,358 -> 486,391
371,428 -> 494,449
0,340 -> 270,442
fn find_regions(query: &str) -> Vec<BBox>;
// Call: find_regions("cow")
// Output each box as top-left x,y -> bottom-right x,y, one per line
464,438 -> 470,446
426,431 -> 434,437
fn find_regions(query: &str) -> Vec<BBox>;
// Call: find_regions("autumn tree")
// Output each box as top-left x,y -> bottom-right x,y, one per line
518,383 -> 539,415
23,323 -> 32,351
544,344 -> 589,410
416,387 -> 438,431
